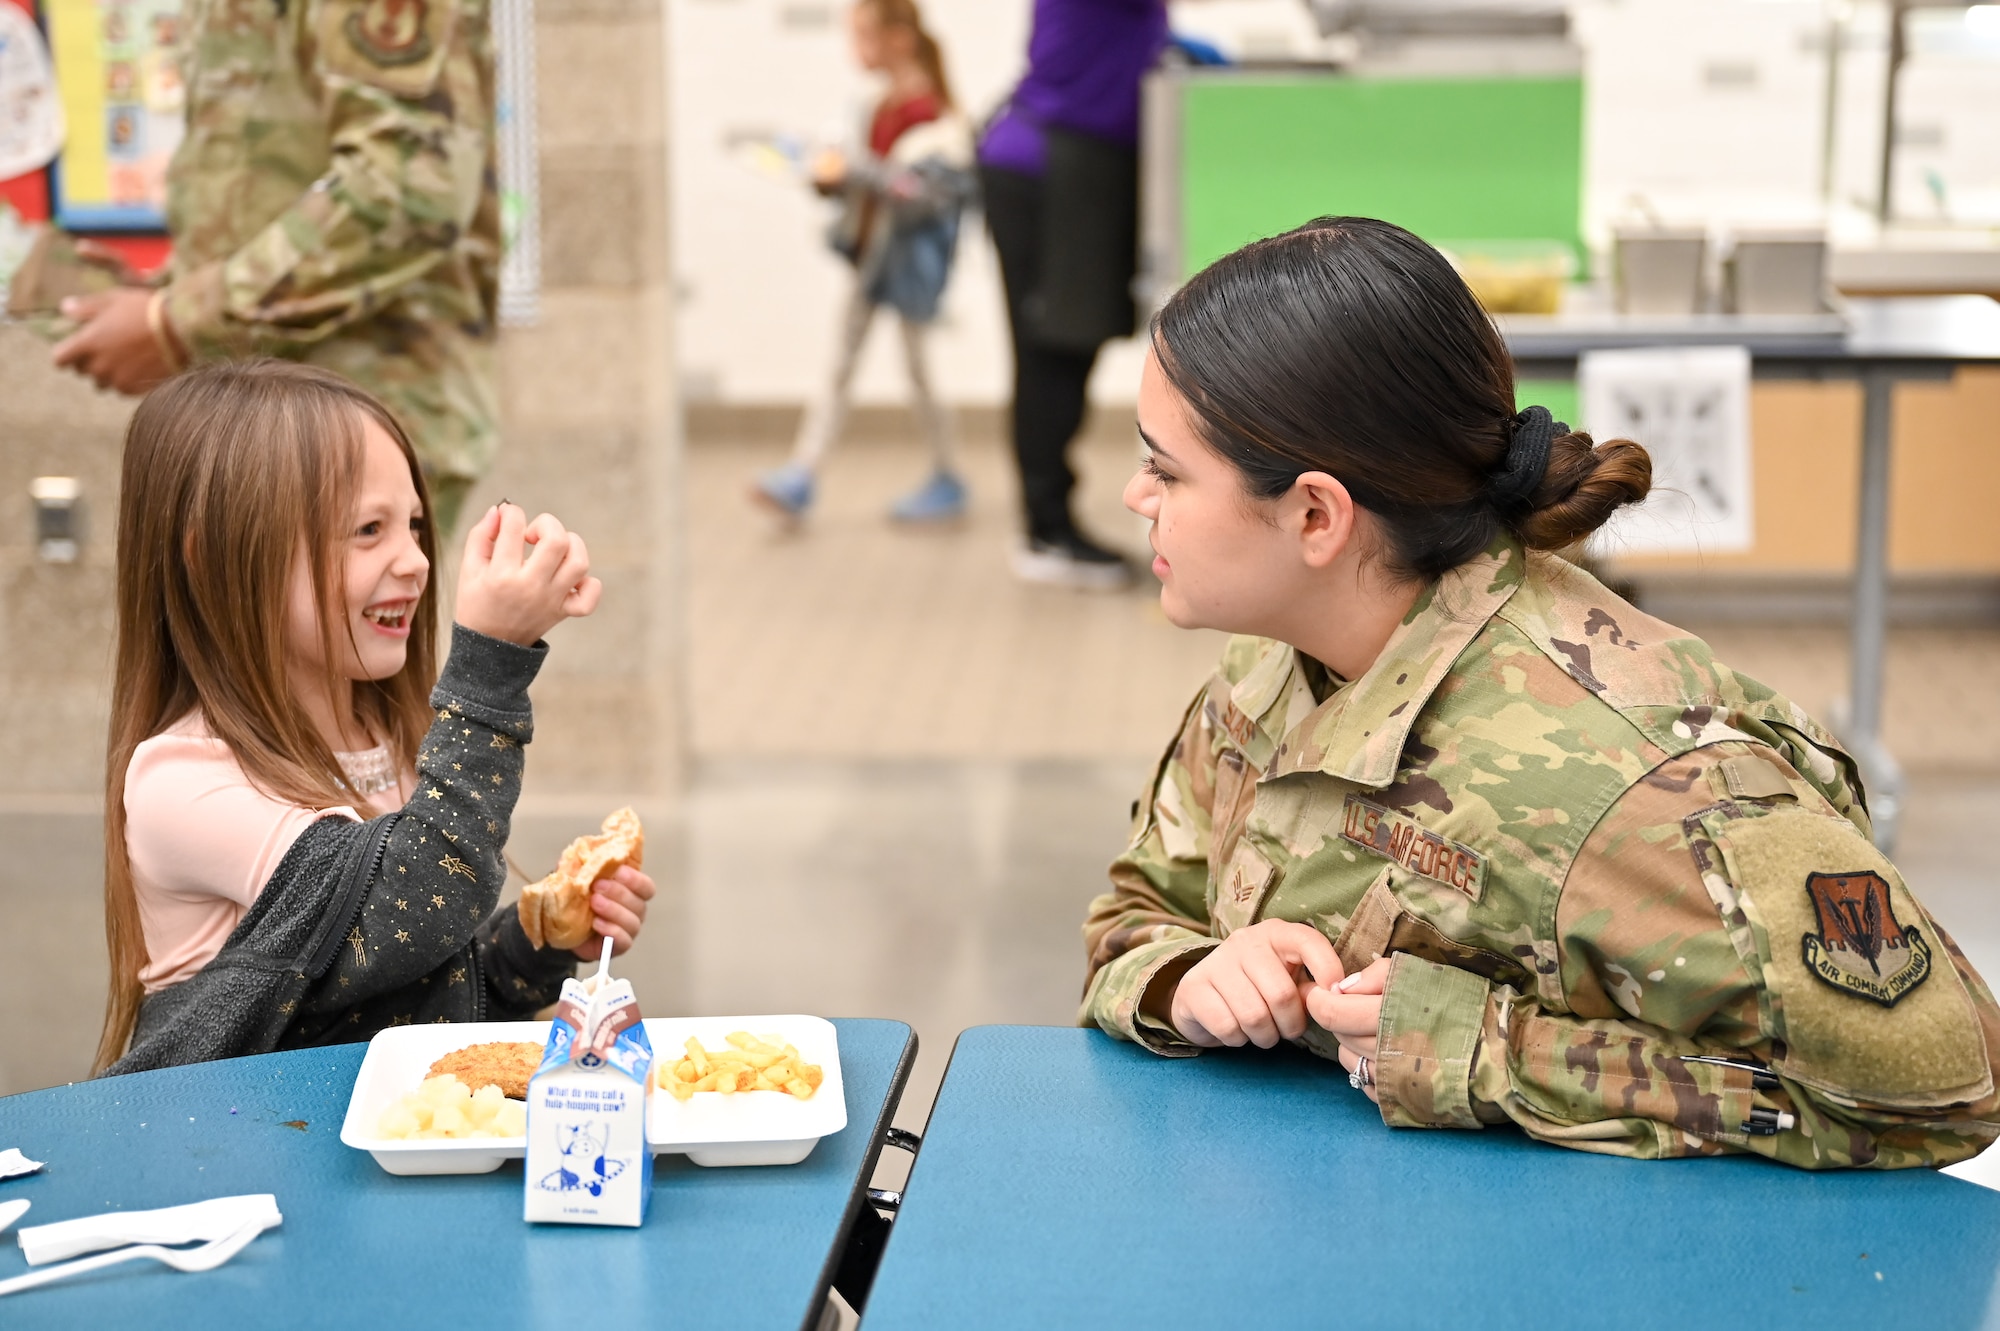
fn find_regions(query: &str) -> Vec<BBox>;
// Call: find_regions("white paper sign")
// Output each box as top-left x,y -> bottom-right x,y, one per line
0,4 -> 64,179
1581,345 -> 1754,556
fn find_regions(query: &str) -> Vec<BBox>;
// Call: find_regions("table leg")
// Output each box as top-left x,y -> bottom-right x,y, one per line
1846,368 -> 1905,853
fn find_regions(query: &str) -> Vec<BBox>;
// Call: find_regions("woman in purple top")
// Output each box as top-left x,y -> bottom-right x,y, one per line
981,0 -> 1169,590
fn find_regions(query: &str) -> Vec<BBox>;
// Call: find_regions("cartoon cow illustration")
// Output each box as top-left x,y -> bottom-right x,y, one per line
536,1120 -> 628,1196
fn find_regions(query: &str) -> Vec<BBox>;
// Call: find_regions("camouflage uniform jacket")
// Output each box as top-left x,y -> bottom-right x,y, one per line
161,0 -> 501,494
1083,540 -> 2000,1168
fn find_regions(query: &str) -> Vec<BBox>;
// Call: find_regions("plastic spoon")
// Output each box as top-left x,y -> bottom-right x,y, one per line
0,1217 -> 267,1298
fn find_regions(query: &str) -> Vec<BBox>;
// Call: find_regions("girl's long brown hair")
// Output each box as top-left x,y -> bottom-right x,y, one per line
865,0 -> 953,107
96,360 -> 439,1073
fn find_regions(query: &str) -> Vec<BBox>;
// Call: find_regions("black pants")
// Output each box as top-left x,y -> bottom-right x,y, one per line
981,164 -> 1100,543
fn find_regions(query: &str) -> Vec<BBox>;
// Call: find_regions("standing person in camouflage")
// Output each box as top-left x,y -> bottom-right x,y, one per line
51,0 -> 500,535
1086,216 -> 2000,1170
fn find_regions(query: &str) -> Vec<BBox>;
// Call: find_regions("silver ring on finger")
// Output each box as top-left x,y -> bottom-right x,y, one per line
1348,1054 -> 1373,1091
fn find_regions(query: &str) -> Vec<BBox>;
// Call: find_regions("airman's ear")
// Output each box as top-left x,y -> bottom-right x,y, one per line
1292,471 -> 1358,570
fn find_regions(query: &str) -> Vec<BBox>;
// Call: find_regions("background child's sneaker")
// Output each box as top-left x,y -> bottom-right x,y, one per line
889,471 -> 967,524
1010,531 -> 1133,591
751,463 -> 815,519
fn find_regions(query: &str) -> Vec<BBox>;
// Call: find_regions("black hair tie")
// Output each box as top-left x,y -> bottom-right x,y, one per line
1490,405 -> 1565,514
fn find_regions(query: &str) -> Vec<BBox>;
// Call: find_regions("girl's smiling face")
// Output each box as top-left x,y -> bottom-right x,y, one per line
286,416 -> 431,693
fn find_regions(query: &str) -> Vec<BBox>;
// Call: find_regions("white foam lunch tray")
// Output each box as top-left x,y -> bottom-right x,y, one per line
338,1015 -> 846,1175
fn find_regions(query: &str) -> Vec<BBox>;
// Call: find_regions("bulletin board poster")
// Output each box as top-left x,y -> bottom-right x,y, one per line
41,0 -> 182,231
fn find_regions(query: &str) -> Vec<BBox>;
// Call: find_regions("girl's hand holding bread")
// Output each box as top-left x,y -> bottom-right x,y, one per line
455,503 -> 602,646
570,865 -> 655,963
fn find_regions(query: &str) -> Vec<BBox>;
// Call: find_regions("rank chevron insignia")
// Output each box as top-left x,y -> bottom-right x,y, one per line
1801,870 -> 1932,1007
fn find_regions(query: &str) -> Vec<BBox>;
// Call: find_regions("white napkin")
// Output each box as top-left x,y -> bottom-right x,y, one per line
18,1194 -> 282,1266
0,1150 -> 42,1181
1943,1139 -> 2000,1195
0,1201 -> 27,1236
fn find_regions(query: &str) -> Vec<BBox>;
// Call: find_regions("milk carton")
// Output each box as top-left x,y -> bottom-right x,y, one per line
524,971 -> 653,1226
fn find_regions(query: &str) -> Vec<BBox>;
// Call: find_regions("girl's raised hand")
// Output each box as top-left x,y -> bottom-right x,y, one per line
455,503 -> 603,646
1169,919 -> 1342,1049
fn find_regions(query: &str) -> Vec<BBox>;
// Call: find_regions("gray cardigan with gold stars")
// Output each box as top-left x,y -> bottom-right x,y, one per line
106,626 -> 579,1077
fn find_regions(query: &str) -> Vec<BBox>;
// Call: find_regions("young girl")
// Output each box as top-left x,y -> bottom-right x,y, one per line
1086,217 -> 2000,1169
96,360 -> 655,1076
752,0 -> 976,525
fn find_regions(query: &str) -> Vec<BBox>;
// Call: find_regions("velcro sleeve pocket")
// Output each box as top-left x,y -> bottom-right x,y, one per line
1692,802 -> 1991,1110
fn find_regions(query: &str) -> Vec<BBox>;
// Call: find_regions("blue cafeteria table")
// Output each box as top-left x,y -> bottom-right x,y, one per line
0,1017 -> 915,1329
862,1025 -> 2000,1331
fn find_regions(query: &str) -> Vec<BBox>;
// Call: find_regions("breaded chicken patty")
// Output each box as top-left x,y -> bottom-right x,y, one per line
428,1041 -> 543,1100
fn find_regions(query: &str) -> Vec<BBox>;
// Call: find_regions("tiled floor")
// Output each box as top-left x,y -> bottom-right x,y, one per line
688,419 -> 1227,761
5,427 -> 1998,1195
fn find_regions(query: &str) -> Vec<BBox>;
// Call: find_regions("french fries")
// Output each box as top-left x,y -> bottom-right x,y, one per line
657,1032 -> 823,1102
376,1074 -> 528,1140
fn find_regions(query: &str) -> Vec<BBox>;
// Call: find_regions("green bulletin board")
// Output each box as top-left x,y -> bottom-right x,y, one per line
1179,74 -> 1586,276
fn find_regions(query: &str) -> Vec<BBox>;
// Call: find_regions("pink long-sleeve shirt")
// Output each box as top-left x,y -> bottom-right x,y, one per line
125,712 -> 413,992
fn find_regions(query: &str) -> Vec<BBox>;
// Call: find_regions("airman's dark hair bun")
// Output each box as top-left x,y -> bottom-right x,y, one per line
1152,217 -> 1653,580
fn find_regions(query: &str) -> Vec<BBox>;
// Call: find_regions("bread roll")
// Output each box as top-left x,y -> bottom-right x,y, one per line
518,807 -> 644,951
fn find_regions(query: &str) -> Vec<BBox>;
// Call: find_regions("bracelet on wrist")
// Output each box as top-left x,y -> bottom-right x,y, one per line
145,289 -> 189,373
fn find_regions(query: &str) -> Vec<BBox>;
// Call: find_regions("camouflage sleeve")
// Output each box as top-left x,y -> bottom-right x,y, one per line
1079,686 -> 1223,1055
162,0 -> 489,356
1377,744 -> 2000,1168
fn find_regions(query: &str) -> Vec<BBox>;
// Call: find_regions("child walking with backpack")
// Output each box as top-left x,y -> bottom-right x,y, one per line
752,0 -> 976,525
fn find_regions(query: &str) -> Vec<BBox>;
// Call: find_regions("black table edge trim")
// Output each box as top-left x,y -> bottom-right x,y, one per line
804,1020 -> 919,1331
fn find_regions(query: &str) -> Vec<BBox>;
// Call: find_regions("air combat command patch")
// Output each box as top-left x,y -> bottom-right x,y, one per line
1801,869 -> 1932,1007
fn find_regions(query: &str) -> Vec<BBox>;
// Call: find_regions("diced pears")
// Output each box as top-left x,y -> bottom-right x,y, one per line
377,1073 -> 531,1142
419,1075 -> 472,1110
377,1104 -> 420,1138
